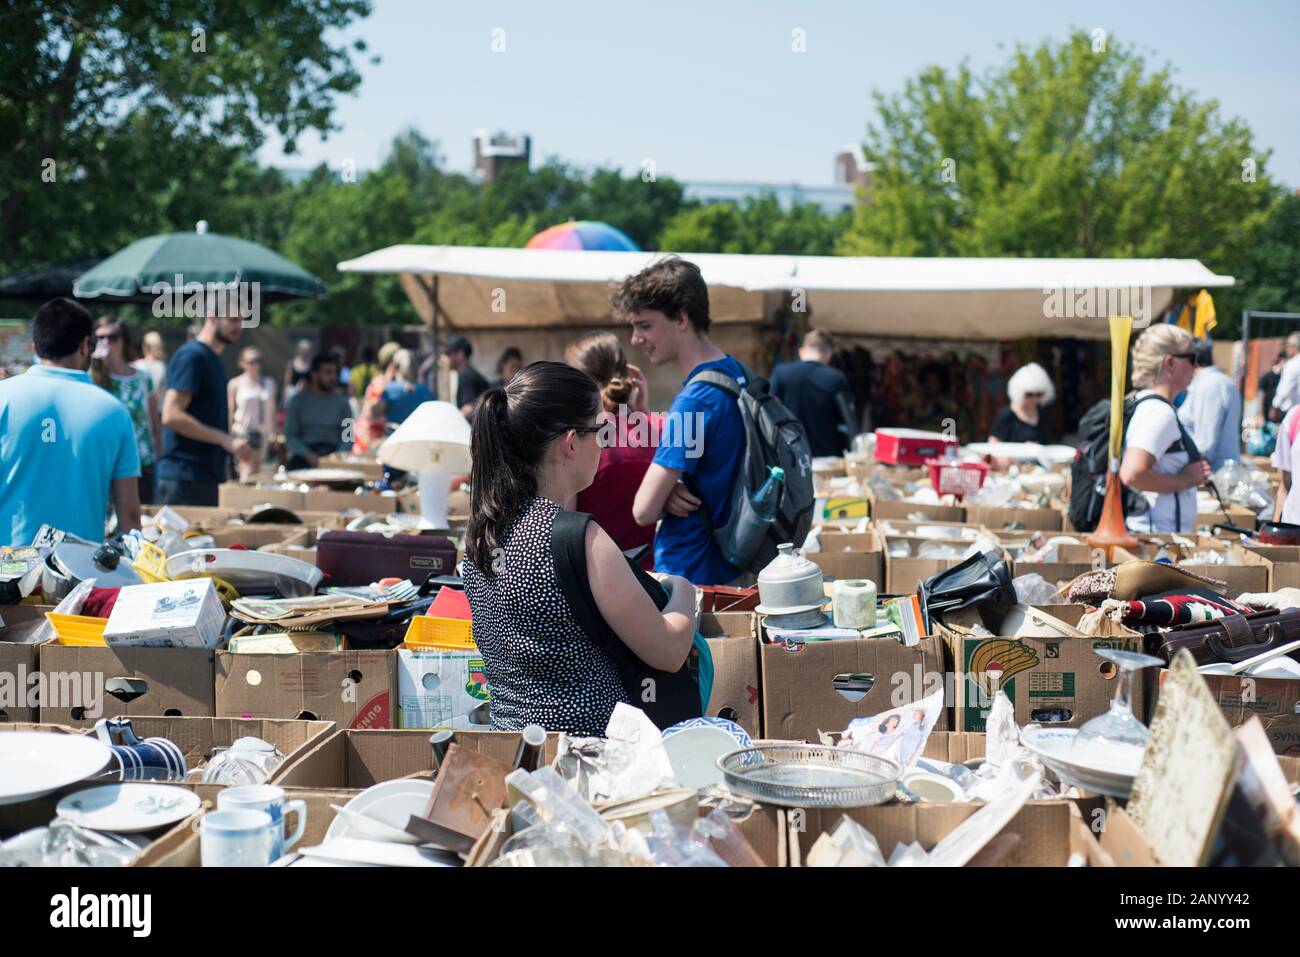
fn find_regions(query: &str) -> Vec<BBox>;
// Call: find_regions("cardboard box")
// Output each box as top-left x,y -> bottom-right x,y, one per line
215,649 -> 394,729
103,579 -> 226,650
759,635 -> 948,743
884,539 -> 1006,595
1008,542 -> 1098,591
700,611 -> 761,738
468,801 -> 785,867
37,644 -> 216,726
1112,543 -> 1270,597
790,800 -> 1102,867
965,504 -> 1065,532
204,526 -> 305,550
870,497 -> 966,523
1238,543 -> 1300,590
1198,502 -> 1256,531
1098,801 -> 1164,866
1158,670 -> 1300,758
395,647 -> 490,729
217,482 -> 419,514
812,530 -> 884,583
941,604 -> 1145,732
0,604 -> 54,722
272,727 -> 560,789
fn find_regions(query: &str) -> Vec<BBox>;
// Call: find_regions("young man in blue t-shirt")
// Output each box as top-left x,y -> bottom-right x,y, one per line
613,257 -> 747,586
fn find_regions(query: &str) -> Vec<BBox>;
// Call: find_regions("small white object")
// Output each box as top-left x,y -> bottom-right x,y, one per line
218,784 -> 307,859
659,725 -> 738,789
832,579 -> 877,629
102,577 -> 227,649
57,783 -> 201,833
0,733 -> 112,806
298,836 -> 460,867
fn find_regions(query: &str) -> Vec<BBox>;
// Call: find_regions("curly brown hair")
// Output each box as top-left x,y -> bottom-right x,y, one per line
610,256 -> 710,333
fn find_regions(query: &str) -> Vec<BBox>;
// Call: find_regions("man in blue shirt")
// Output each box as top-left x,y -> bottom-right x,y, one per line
158,303 -> 255,506
0,298 -> 141,544
615,257 -> 746,586
1180,338 -> 1242,470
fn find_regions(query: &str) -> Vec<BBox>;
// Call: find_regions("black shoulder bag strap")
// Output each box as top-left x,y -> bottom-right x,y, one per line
550,510 -> 700,727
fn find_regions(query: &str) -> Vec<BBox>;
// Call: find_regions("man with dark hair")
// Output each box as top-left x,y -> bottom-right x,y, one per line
616,257 -> 747,585
0,298 -> 141,543
770,328 -> 856,457
284,353 -> 353,469
439,335 -> 490,417
1181,338 -> 1241,470
158,296 -> 255,505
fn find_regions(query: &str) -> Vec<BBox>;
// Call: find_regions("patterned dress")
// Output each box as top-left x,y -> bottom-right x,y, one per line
109,371 -> 156,469
461,496 -> 628,735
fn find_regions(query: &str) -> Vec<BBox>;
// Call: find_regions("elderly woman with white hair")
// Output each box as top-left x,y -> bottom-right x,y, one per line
990,362 -> 1056,447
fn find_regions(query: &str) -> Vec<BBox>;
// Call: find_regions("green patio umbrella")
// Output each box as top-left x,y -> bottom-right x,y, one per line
73,221 -> 325,304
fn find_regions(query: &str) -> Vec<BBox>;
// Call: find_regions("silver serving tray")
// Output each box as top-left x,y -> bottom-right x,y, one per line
718,744 -> 902,808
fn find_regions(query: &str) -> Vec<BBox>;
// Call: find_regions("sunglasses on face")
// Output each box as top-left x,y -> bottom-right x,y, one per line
96,332 -> 121,342
1023,392 -> 1044,398
572,424 -> 609,448
1170,351 -> 1197,361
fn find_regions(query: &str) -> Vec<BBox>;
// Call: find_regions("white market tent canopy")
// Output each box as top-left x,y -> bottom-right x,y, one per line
337,245 -> 1235,341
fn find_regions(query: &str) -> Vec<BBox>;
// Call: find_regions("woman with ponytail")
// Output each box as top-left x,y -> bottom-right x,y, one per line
462,361 -> 699,735
565,333 -> 659,564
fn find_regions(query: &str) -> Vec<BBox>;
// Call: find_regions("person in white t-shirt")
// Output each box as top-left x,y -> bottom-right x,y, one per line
1118,325 -> 1211,533
1271,406 -> 1300,523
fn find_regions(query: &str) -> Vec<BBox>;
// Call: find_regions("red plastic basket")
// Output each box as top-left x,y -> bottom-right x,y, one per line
925,459 -> 989,500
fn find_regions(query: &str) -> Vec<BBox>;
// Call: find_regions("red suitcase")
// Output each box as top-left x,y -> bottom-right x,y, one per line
315,530 -> 459,586
874,428 -> 958,466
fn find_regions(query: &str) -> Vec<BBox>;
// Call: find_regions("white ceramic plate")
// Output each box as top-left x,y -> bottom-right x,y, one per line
962,442 -> 1079,464
166,549 -> 323,596
326,780 -> 435,845
56,783 -> 201,833
1019,727 -> 1138,798
283,468 -> 368,486
661,726 -> 740,789
0,733 -> 112,805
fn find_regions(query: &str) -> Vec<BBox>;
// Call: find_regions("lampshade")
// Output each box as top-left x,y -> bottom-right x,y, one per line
375,401 -> 472,474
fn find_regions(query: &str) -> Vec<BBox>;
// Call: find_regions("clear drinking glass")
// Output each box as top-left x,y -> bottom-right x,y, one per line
1069,648 -> 1164,774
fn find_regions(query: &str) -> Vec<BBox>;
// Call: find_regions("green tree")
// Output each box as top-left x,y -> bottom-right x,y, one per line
659,195 -> 850,254
0,0 -> 373,268
839,31 -> 1275,282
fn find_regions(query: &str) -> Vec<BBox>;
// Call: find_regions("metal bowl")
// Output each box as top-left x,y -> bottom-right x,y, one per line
717,744 -> 902,808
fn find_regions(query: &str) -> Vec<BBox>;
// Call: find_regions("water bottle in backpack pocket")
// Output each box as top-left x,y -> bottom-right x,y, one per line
723,466 -> 784,569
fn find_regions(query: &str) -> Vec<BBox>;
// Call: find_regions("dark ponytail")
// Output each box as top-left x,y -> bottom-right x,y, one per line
466,361 -> 601,575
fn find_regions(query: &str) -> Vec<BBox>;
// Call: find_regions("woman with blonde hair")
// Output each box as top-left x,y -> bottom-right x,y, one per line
226,346 -> 276,481
565,332 -> 658,563
354,340 -> 401,452
1118,324 -> 1210,533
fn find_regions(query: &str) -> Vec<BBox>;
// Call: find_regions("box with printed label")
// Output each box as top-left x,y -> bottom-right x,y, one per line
396,647 -> 491,730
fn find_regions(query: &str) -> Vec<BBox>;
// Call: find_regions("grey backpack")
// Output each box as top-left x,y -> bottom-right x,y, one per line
688,363 -> 815,573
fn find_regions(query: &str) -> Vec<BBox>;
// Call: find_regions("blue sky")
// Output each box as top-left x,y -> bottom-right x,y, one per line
259,0 -> 1300,188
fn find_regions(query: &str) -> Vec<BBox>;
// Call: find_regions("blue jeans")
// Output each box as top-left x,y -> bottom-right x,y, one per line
156,478 -> 219,507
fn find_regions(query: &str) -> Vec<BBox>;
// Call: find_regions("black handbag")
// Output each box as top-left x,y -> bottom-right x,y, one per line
550,510 -> 702,729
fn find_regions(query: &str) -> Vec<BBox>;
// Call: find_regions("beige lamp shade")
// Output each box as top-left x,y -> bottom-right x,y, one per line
375,401 -> 472,474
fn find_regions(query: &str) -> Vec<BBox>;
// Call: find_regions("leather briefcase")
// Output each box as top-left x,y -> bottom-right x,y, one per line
1157,608 -> 1300,665
315,530 -> 458,587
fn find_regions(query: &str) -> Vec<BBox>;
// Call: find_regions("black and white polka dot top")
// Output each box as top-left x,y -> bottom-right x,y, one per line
461,496 -> 628,735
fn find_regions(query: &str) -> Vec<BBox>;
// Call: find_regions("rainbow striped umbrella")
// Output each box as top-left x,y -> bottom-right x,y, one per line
525,220 -> 639,251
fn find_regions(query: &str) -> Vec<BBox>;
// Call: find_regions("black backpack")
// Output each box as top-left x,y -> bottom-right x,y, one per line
688,363 -> 815,573
1068,393 -> 1200,532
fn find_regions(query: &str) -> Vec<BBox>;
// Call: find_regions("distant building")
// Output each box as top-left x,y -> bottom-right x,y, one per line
682,146 -> 874,214
473,130 -> 531,184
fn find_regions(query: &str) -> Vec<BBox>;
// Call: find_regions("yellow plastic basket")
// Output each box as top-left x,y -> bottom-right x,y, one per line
45,613 -> 109,646
131,541 -> 171,583
403,615 -> 475,650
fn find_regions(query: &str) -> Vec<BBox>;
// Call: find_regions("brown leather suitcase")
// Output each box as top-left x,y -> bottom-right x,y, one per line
315,530 -> 458,586
1158,608 -> 1300,665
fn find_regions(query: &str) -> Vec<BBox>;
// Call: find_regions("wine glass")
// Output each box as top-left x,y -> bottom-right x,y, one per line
1069,648 -> 1164,774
